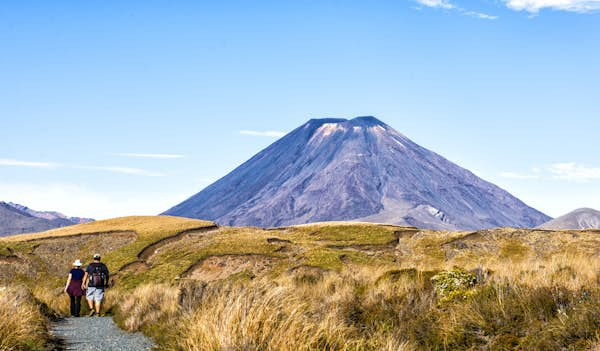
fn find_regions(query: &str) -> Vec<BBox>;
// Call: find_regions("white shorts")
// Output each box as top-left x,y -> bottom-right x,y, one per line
86,287 -> 105,302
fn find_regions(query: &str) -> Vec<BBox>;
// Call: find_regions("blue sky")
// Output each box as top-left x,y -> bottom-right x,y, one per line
1,0 -> 599,219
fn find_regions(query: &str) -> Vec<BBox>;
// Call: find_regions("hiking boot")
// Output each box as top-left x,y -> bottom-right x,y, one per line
88,310 -> 96,317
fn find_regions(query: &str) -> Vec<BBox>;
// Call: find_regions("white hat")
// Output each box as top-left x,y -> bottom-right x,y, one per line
73,259 -> 82,267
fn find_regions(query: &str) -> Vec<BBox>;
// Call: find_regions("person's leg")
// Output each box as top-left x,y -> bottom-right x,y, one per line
87,300 -> 95,316
69,295 -> 76,316
74,296 -> 82,317
94,288 -> 104,315
86,288 -> 96,316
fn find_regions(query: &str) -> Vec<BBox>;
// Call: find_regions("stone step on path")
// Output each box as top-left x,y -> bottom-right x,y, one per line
50,316 -> 153,351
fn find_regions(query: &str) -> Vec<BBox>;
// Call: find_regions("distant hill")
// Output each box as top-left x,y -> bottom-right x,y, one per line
164,116 -> 550,230
538,208 -> 600,230
0,201 -> 93,237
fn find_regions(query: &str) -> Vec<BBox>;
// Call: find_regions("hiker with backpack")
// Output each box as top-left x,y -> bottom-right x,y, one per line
83,253 -> 109,317
64,259 -> 85,317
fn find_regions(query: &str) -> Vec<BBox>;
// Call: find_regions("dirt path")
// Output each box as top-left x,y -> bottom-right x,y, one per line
50,316 -> 153,351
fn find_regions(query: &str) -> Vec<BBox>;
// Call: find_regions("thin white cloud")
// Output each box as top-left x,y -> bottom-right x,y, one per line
415,0 -> 455,9
0,157 -> 164,177
0,158 -> 59,168
240,130 -> 286,138
549,162 -> 600,181
414,0 -> 499,19
501,172 -> 541,179
505,0 -> 600,13
463,11 -> 499,19
113,153 -> 185,159
73,165 -> 165,177
502,163 -> 600,182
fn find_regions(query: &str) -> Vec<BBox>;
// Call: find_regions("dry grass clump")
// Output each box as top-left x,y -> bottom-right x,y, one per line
431,282 -> 591,349
405,254 -> 600,350
175,281 -> 358,350
0,285 -> 48,350
155,267 -> 427,351
486,254 -> 600,290
116,255 -> 600,351
31,284 -> 71,317
116,284 -> 180,332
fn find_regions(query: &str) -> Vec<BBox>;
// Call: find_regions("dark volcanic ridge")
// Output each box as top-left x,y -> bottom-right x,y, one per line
0,201 -> 93,237
164,116 -> 551,230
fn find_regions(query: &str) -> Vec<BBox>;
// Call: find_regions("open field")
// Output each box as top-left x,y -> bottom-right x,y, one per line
2,217 -> 600,350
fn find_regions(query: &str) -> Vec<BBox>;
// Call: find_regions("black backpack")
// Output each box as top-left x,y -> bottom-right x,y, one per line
90,263 -> 106,287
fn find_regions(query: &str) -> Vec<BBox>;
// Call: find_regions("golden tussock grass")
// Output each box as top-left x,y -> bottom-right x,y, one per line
0,286 -> 48,350
31,284 -> 71,317
116,283 -> 180,332
1,215 -> 214,242
119,267 -> 428,350
117,254 -> 600,350
176,281 -> 356,351
4,219 -> 600,350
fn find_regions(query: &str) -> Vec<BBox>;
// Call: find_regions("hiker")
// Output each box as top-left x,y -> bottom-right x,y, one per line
83,253 -> 109,317
64,259 -> 85,317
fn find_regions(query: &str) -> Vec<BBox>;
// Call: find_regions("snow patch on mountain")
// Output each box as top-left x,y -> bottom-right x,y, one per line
164,116 -> 550,230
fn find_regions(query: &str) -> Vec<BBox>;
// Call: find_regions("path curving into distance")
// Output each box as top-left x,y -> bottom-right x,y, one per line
50,316 -> 153,351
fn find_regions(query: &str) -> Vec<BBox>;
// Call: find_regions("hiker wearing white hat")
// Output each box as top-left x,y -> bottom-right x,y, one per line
64,258 -> 85,317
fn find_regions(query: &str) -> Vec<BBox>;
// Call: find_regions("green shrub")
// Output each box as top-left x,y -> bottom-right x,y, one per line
431,269 -> 477,303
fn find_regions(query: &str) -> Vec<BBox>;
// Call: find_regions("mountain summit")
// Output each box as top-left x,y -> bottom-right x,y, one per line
538,208 -> 600,230
164,117 -> 550,230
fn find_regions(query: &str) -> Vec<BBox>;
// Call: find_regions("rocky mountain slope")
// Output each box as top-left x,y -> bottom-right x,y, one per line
164,116 -> 550,230
538,208 -> 600,230
0,201 -> 93,237
5,202 -> 93,224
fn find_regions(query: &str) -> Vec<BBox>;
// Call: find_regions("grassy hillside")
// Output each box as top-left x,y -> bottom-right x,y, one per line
2,218 -> 600,350
3,215 -> 215,271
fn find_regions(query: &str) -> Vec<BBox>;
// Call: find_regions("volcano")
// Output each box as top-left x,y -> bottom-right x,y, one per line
164,117 -> 550,230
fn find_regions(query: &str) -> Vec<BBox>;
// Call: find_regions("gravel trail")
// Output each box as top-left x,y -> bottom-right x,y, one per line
50,316 -> 153,351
